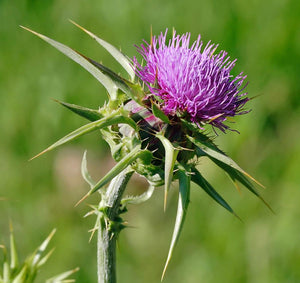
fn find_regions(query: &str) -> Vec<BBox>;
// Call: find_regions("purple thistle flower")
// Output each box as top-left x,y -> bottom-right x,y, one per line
134,29 -> 249,131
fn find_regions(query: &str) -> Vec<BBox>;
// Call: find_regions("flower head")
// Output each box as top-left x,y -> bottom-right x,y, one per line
134,29 -> 249,131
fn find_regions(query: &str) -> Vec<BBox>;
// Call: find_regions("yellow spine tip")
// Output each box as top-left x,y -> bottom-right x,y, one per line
163,189 -> 168,212
75,193 -> 90,207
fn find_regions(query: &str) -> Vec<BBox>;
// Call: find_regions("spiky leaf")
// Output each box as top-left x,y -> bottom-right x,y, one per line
212,158 -> 273,212
1,245 -> 10,283
81,56 -> 143,103
162,165 -> 190,280
37,249 -> 55,268
156,133 -> 179,210
121,185 -> 155,206
186,135 -> 263,188
9,223 -> 18,271
81,151 -> 96,188
12,266 -> 27,283
151,103 -> 170,124
45,267 -> 79,283
31,113 -> 137,160
54,99 -> 102,122
20,26 -> 118,98
30,229 -> 56,267
191,167 -> 237,216
70,20 -> 135,80
77,146 -> 149,204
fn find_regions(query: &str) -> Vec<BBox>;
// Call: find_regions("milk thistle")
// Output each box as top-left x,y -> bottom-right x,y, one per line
22,23 -> 270,283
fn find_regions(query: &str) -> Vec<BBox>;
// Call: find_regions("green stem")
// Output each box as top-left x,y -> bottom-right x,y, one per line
97,169 -> 133,283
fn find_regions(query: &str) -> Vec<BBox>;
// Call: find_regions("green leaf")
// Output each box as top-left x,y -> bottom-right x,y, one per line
121,184 -> 155,206
9,223 -> 18,271
46,267 -> 79,283
21,228 -> 56,282
70,20 -> 135,81
76,146 -> 144,205
186,134 -> 264,188
0,243 -> 10,282
156,133 -> 179,211
125,82 -> 145,105
151,103 -> 170,124
37,248 -> 55,268
53,99 -> 102,122
212,158 -> 273,212
2,250 -> 10,283
30,229 -> 56,267
31,113 -> 137,160
11,266 -> 27,283
89,145 -> 141,194
81,151 -> 96,188
20,26 -> 118,98
100,129 -> 124,161
80,56 -> 143,104
191,167 -> 237,216
162,165 -> 190,280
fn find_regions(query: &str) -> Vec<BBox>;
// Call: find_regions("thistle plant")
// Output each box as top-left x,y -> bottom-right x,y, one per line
0,224 -> 78,283
22,23 -> 271,283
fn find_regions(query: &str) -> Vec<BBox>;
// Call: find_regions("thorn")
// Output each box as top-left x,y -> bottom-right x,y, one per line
83,210 -> 95,218
177,146 -> 193,152
29,148 -> 48,161
72,267 -> 80,273
20,25 -> 45,39
50,98 -> 63,105
161,263 -> 168,281
233,212 -> 243,223
89,231 -> 96,242
19,25 -> 32,32
249,93 -> 263,101
88,227 -> 98,233
75,192 -> 91,207
47,228 -> 57,241
110,233 -> 115,241
122,224 -> 136,229
69,19 -> 84,31
243,172 -> 265,189
260,196 -> 275,214
89,226 -> 99,242
69,20 -> 95,41
87,204 -> 98,210
233,180 -> 241,194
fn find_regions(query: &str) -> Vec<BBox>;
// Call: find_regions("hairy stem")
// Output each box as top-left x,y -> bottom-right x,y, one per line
97,169 -> 133,283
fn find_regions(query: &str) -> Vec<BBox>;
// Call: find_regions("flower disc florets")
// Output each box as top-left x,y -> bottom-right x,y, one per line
134,29 -> 249,131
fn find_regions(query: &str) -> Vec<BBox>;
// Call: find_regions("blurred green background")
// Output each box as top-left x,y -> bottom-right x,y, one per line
1,0 -> 300,282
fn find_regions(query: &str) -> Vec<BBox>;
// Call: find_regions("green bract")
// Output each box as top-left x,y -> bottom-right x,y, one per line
22,22 -> 271,279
